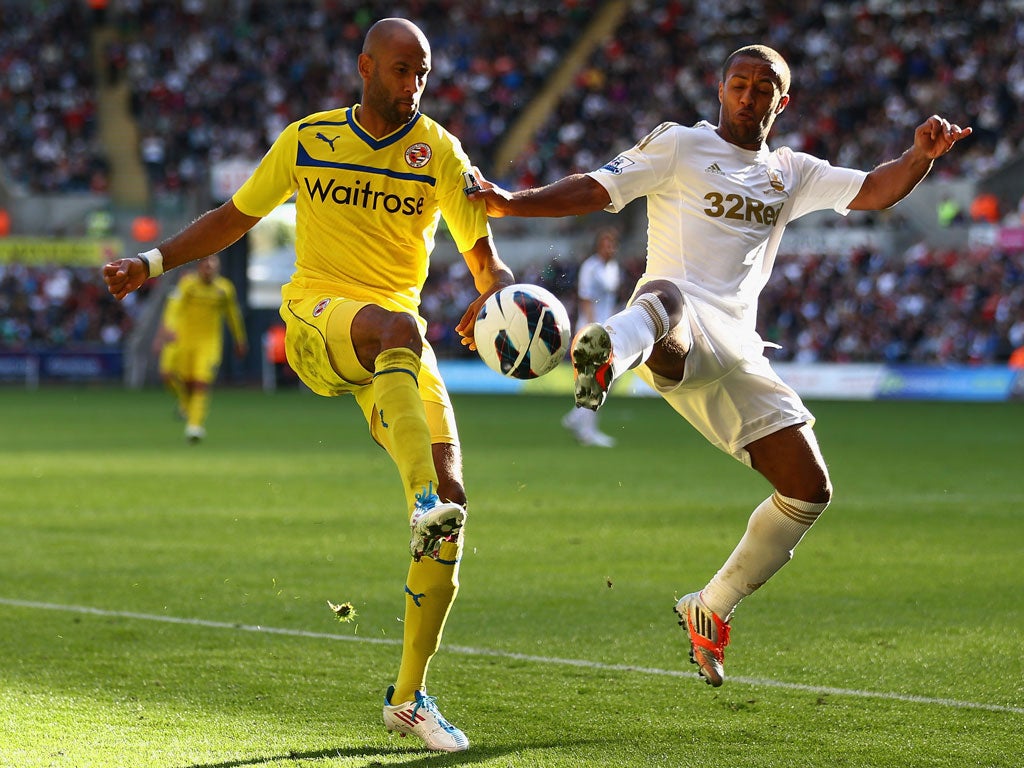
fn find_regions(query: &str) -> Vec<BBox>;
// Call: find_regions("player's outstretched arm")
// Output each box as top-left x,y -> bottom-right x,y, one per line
455,236 -> 515,350
468,173 -> 611,219
850,115 -> 972,211
101,200 -> 262,301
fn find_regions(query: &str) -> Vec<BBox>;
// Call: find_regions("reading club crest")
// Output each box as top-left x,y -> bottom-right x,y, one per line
405,143 -> 431,168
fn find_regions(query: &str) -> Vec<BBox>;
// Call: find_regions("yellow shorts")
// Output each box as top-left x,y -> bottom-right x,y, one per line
279,295 -> 459,449
158,342 -> 179,377
176,341 -> 223,385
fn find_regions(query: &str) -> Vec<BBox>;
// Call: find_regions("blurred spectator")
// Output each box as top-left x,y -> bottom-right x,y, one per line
86,208 -> 114,238
937,196 -> 965,227
131,215 -> 160,243
1010,345 -> 1024,369
4,0 -> 1024,200
0,262 -> 138,349
969,191 -> 1001,224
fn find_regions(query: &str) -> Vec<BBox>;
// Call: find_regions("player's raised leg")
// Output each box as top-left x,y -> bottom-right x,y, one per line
570,280 -> 682,410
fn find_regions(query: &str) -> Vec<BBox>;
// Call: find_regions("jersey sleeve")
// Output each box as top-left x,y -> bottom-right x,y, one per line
436,135 -> 491,253
785,150 -> 867,221
160,292 -> 181,331
232,124 -> 300,218
221,279 -> 247,346
578,258 -> 609,303
586,122 -> 680,213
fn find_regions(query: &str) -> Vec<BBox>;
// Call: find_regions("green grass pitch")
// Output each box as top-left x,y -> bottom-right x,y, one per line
1,386 -> 1021,767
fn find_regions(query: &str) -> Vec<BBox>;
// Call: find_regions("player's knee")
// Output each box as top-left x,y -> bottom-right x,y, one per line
797,477 -> 832,507
813,481 -> 833,507
636,279 -> 684,324
353,306 -> 423,361
379,311 -> 423,356
774,471 -> 832,507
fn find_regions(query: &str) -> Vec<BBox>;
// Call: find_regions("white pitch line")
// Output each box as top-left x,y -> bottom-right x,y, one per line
3,597 -> 1022,716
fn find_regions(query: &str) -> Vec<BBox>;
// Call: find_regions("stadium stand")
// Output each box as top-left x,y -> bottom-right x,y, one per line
1,0 -> 1023,374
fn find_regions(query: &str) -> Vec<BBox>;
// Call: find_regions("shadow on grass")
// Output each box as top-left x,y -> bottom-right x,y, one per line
183,739 -> 590,768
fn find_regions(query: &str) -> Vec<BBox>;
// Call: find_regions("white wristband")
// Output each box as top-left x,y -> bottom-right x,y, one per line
138,248 -> 164,277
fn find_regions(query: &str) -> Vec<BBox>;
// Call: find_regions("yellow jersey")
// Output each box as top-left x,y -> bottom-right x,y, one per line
172,273 -> 246,352
159,292 -> 181,336
233,105 -> 490,315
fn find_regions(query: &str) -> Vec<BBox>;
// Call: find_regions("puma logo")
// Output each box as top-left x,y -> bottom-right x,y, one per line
315,132 -> 340,151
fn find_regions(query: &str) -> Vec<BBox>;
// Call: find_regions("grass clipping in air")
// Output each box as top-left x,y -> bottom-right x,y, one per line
327,600 -> 357,623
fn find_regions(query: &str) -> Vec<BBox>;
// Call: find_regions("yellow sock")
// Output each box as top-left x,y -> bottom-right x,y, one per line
186,387 -> 210,429
167,377 -> 188,415
373,348 -> 437,510
178,386 -> 192,418
392,538 -> 461,702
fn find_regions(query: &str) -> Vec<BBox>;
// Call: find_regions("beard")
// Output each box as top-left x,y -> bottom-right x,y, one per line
365,77 -> 416,126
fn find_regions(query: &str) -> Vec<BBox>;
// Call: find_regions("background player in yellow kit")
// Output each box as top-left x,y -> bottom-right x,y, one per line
163,255 -> 247,443
101,17 -> 513,753
153,289 -> 186,420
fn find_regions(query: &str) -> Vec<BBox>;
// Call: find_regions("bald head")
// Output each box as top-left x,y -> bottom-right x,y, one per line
363,18 -> 431,60
357,18 -> 432,136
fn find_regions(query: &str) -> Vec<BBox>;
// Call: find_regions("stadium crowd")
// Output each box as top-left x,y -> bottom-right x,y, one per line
2,1 -> 1024,366
757,243 -> 1024,365
109,0 -> 1024,195
0,1 -> 110,194
504,0 -> 1024,188
4,0 -> 1016,199
111,0 -> 598,196
0,262 -> 137,348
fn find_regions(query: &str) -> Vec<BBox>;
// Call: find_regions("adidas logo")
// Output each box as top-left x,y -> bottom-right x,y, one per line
704,163 -> 724,175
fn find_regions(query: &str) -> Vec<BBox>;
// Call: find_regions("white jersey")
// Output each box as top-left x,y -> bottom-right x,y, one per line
576,254 -> 621,324
587,120 -> 866,331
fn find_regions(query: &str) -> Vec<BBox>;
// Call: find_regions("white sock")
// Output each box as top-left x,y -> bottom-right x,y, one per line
574,407 -> 598,434
700,492 -> 829,620
606,293 -> 671,379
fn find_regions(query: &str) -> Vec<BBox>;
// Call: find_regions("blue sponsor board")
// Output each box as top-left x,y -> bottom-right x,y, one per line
877,365 -> 1016,401
0,350 -> 124,382
441,359 -> 1020,402
437,359 -> 526,394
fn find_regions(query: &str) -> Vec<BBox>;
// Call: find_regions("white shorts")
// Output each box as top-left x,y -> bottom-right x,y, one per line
631,284 -> 814,466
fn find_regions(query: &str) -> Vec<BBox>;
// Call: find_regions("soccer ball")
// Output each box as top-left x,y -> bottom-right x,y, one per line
474,283 -> 571,379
